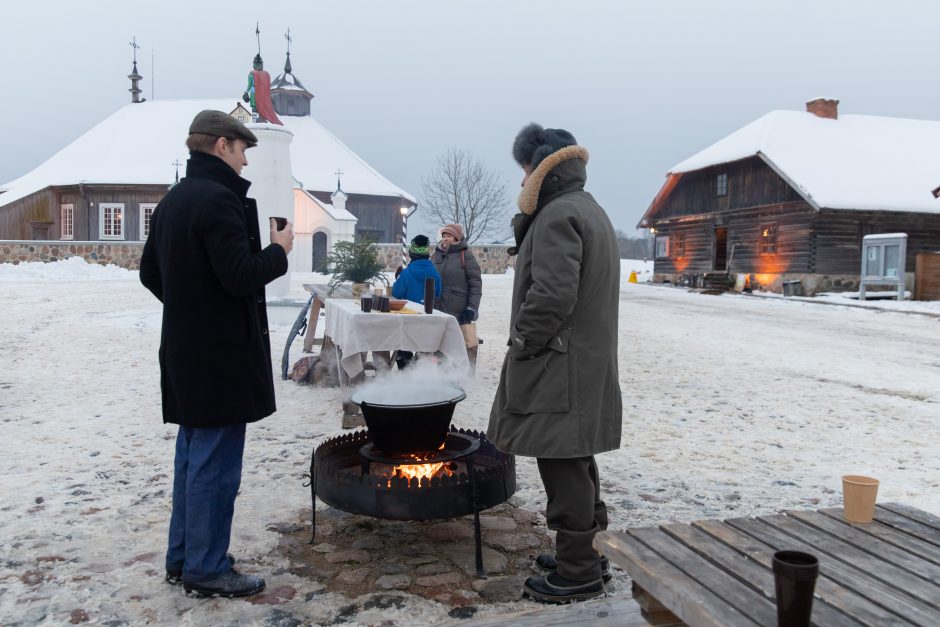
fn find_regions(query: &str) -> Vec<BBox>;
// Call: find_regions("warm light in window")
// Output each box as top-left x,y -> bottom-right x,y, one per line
762,228 -> 769,237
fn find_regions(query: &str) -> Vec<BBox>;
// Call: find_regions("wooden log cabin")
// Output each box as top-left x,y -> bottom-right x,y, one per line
639,99 -> 940,295
0,53 -> 415,270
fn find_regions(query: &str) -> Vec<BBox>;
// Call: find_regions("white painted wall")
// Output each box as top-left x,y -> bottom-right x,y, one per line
292,188 -> 356,271
242,123 -> 294,298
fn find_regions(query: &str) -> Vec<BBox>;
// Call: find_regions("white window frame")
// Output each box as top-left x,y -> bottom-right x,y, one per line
655,235 -> 671,259
99,203 -> 125,240
139,203 -> 157,240
716,173 -> 728,197
60,203 -> 74,240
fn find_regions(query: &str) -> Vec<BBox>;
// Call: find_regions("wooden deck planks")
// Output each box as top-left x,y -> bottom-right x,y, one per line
694,519 -> 897,626
819,508 -> 940,567
879,503 -> 940,531
760,514 -> 940,610
662,522 -> 859,627
629,526 -> 780,626
874,504 -> 940,548
789,510 -> 940,584
727,516 -> 937,626
596,505 -> 940,627
594,529 -> 759,627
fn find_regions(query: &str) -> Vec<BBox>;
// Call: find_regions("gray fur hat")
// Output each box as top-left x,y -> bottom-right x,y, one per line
512,123 -> 577,169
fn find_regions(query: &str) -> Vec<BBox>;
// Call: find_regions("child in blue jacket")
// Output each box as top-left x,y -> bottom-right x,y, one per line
392,235 -> 442,370
393,235 -> 442,304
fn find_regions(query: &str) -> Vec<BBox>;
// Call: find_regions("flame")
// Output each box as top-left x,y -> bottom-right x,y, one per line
388,461 -> 454,487
385,442 -> 455,488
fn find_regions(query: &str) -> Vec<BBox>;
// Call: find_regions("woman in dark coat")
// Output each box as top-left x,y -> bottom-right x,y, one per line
432,223 -> 483,368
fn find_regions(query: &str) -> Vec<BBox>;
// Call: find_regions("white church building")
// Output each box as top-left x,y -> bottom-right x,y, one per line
0,52 -> 415,273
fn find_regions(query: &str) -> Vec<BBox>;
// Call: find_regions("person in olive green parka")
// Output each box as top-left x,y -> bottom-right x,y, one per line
487,123 -> 622,604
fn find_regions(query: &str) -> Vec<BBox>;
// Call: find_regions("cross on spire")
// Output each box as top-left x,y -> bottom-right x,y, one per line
283,27 -> 293,74
129,36 -> 139,64
334,168 -> 344,190
172,159 -> 182,183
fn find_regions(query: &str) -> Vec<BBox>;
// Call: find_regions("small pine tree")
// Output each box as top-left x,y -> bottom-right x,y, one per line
320,236 -> 388,295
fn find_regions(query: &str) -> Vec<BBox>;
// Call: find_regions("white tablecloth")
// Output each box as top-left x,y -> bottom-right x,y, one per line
323,298 -> 469,377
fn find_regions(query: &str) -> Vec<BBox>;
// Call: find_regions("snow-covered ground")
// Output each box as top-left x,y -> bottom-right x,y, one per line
1,257 -> 938,625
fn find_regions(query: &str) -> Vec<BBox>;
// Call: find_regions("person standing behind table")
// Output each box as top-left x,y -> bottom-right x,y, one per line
431,223 -> 482,369
487,123 -> 622,604
139,110 -> 294,598
391,234 -> 442,369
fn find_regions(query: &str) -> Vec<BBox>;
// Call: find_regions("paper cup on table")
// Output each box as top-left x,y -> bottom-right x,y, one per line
842,475 -> 879,523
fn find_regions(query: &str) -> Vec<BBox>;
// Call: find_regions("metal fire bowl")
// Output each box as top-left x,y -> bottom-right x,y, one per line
313,428 -> 516,521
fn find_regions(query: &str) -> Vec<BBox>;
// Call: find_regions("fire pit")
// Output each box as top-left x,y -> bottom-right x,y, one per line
306,427 -> 515,577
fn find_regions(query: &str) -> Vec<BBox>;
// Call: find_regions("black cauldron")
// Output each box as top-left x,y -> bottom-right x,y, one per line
350,384 -> 466,455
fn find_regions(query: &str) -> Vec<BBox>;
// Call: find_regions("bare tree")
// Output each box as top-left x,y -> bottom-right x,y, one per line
421,148 -> 509,244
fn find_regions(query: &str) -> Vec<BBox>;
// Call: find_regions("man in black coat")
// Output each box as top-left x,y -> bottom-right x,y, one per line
140,110 -> 293,598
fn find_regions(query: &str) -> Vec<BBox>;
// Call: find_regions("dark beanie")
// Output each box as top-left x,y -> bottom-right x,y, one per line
409,234 -> 431,258
512,123 -> 577,169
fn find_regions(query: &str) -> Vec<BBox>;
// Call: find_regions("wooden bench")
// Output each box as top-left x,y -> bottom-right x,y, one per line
594,502 -> 940,626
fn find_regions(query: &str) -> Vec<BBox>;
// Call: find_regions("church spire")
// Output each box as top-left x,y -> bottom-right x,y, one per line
270,27 -> 314,117
284,28 -> 293,74
128,36 -> 144,103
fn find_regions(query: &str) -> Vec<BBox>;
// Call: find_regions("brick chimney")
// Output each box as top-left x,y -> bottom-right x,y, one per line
806,98 -> 839,119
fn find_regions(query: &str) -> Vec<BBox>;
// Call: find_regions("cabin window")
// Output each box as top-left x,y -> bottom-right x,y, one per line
672,232 -> 686,257
356,228 -> 383,243
60,203 -> 74,240
139,203 -> 157,240
759,223 -> 777,254
655,235 -> 670,259
99,203 -> 125,240
716,173 -> 728,197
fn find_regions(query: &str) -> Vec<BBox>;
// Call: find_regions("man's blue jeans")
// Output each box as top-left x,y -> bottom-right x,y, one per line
165,424 -> 246,583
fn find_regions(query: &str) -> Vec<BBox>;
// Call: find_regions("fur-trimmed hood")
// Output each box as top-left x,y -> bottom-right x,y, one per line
517,145 -> 589,216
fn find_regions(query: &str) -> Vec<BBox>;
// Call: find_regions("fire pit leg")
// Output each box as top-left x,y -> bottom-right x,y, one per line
468,456 -> 486,579
310,446 -> 317,544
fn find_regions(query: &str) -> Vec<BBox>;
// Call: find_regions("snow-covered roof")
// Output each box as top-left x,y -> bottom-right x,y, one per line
667,109 -> 940,214
296,188 -> 356,222
0,99 -> 414,208
271,71 -> 310,93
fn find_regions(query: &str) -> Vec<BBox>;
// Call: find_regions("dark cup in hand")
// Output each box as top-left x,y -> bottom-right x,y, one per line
273,217 -> 288,231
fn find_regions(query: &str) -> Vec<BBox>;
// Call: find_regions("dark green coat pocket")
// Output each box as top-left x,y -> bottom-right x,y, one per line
503,349 -> 569,415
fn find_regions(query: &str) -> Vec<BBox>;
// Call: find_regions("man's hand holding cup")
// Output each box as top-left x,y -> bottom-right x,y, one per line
270,217 -> 294,254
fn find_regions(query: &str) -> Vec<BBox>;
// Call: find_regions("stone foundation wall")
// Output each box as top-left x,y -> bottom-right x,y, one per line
1,240 -> 516,276
653,271 -> 915,295
0,240 -> 145,269
374,244 -> 514,274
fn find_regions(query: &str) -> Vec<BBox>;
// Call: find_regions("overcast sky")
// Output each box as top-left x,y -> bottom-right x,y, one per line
3,0 -> 940,237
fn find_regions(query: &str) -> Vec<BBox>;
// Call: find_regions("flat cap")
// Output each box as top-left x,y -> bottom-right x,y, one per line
189,110 -> 258,147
